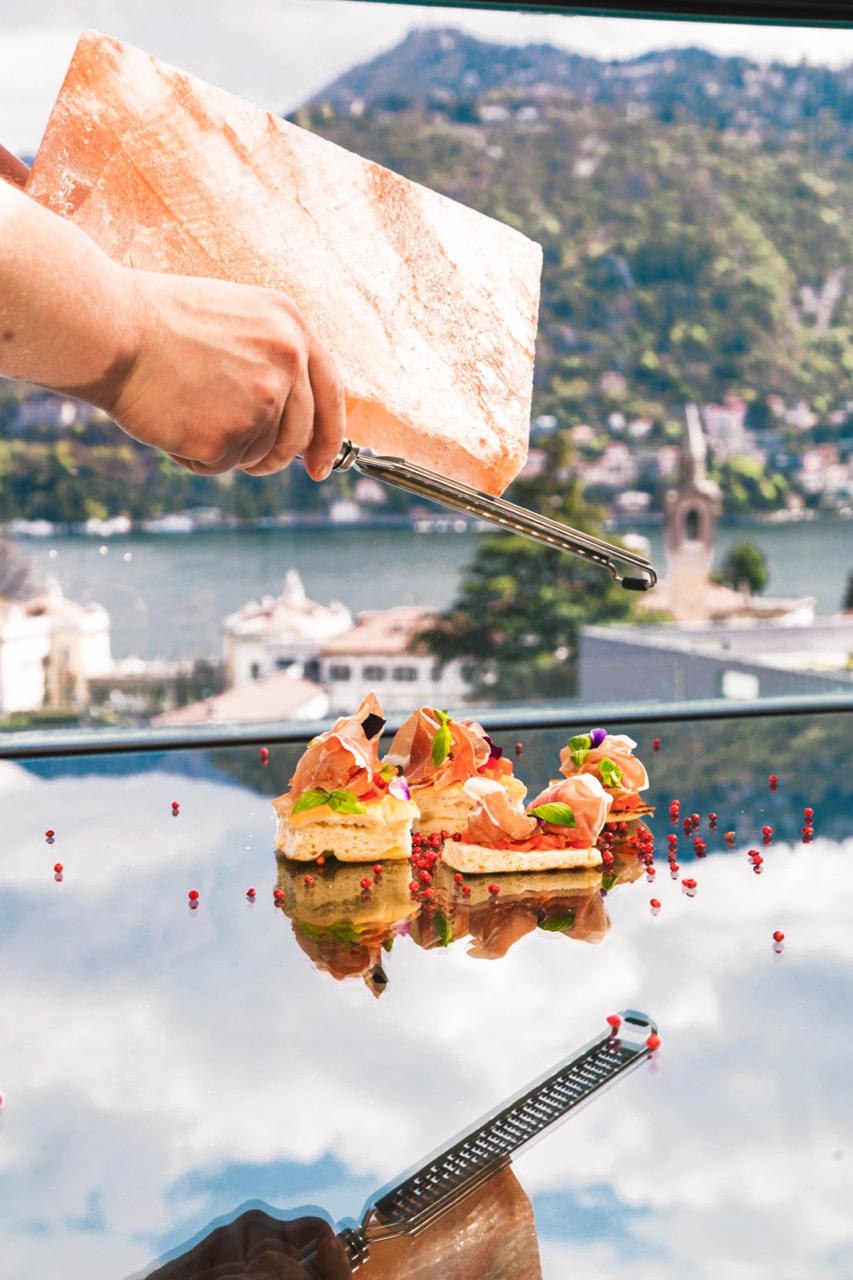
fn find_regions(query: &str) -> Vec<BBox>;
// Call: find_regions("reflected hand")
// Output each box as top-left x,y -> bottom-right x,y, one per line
145,1208 -> 352,1280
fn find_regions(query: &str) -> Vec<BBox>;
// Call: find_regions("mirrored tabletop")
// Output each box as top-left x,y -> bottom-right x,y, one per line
2,708 -> 852,1279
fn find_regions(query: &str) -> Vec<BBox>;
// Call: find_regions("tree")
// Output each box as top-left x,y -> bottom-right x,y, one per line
0,539 -> 37,600
715,540 -> 768,595
842,569 -> 853,612
417,433 -> 639,701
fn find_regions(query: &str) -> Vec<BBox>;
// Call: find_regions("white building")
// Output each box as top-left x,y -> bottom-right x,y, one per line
319,606 -> 472,715
223,570 -> 352,687
0,577 -> 111,714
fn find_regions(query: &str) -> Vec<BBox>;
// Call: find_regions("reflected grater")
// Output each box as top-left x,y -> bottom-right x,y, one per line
302,1008 -> 658,1273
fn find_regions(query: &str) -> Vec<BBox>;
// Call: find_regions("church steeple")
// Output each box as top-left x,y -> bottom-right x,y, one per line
665,403 -> 722,568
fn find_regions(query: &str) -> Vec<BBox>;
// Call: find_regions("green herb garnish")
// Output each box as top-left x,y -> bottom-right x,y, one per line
567,733 -> 592,768
528,802 -> 577,828
292,787 -> 365,815
599,757 -> 624,790
538,909 -> 577,933
434,909 -> 454,947
432,709 -> 453,767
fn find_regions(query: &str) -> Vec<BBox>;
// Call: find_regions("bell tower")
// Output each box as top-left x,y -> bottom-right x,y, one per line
664,403 -> 721,572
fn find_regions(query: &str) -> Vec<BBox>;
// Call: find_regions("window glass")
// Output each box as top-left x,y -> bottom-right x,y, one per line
2,1 -> 852,739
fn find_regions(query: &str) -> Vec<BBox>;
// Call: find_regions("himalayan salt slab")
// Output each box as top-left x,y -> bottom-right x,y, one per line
26,32 -> 542,494
356,1165 -> 543,1279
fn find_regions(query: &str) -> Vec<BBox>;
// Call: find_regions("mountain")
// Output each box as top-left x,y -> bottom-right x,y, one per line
310,26 -> 853,146
294,25 -> 853,503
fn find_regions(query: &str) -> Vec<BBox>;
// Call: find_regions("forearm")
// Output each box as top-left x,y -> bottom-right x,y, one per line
0,180 -> 139,406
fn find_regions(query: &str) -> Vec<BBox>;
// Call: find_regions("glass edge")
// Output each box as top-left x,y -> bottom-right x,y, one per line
356,0 -> 853,28
1,693 -> 851,760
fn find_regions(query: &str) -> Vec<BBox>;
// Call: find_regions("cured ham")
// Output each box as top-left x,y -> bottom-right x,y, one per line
272,694 -> 418,862
558,730 -> 651,813
385,708 -> 526,835
25,31 -> 542,494
443,773 -> 611,874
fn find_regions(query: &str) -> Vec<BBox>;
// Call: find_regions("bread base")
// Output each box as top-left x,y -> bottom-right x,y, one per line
413,776 -> 527,836
273,793 -> 418,862
442,841 -> 602,875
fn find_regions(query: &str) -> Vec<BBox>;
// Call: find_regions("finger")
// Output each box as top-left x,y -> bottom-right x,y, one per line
300,339 -> 346,482
242,1251 -> 307,1279
315,1230 -> 354,1280
240,362 -> 314,478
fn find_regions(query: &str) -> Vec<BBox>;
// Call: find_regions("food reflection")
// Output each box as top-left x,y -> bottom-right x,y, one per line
275,835 -> 644,985
276,858 -> 418,996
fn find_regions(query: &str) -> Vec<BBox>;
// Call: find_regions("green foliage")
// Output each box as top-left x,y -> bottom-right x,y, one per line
418,434 -> 637,699
714,540 -> 768,594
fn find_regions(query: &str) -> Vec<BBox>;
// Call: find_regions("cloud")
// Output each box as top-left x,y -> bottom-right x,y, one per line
3,761 -> 853,1279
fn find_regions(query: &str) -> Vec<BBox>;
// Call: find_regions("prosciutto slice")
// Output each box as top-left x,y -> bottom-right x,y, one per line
526,775 -> 613,847
462,778 -> 539,844
289,692 -> 385,800
386,708 -> 490,789
559,733 -> 649,804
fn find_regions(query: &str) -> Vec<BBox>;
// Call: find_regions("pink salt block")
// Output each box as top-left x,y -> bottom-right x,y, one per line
26,32 -> 542,495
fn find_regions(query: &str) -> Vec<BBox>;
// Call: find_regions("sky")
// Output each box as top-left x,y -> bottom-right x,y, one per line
4,0 -> 853,155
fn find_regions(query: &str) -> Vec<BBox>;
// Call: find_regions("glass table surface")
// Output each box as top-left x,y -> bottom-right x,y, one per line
2,709 -> 852,1280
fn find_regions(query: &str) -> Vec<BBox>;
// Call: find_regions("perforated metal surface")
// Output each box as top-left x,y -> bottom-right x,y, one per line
364,1011 -> 655,1243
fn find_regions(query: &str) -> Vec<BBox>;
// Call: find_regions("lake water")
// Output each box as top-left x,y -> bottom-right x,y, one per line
17,518 -> 852,662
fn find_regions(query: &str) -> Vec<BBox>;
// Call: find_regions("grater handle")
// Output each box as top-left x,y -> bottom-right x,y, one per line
326,440 -> 657,590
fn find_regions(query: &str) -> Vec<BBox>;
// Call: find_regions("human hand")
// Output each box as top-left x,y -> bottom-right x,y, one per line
145,1207 -> 352,1280
109,269 -> 346,480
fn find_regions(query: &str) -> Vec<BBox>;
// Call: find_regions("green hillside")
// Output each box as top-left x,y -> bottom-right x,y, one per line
298,32 -> 853,432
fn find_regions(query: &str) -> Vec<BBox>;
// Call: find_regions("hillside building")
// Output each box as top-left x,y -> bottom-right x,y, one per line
223,570 -> 352,687
319,606 -> 471,714
0,577 -> 111,715
638,404 -> 815,624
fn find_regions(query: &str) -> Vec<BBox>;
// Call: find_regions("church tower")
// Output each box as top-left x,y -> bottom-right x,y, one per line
664,403 -> 722,574
637,404 -> 728,622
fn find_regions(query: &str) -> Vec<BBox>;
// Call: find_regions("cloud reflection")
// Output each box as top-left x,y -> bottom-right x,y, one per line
2,761 -> 852,1279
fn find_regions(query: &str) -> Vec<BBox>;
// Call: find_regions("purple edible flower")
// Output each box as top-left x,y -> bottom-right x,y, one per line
483,733 -> 504,761
388,776 -> 411,801
589,727 -> 608,749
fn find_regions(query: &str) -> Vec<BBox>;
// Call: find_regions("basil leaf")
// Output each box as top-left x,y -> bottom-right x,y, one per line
528,802 -> 577,828
327,789 -> 366,814
292,788 -> 332,813
432,723 -> 452,767
567,733 -> 591,768
599,757 -> 624,789
538,909 -> 576,933
434,910 -> 454,948
601,871 -> 620,892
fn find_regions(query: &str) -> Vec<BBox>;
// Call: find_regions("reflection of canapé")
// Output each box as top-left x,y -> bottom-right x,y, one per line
411,865 -> 612,958
276,857 -> 417,995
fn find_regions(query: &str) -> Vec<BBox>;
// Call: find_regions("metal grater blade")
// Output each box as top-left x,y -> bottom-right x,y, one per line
297,1011 -> 657,1276
359,1009 -> 656,1249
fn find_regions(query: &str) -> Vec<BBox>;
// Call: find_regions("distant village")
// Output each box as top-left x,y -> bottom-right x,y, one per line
3,385 -> 853,538
2,407 -> 852,730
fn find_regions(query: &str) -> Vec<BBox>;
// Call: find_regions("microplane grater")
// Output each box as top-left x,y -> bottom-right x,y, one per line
302,1009 -> 657,1273
323,441 -> 657,591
